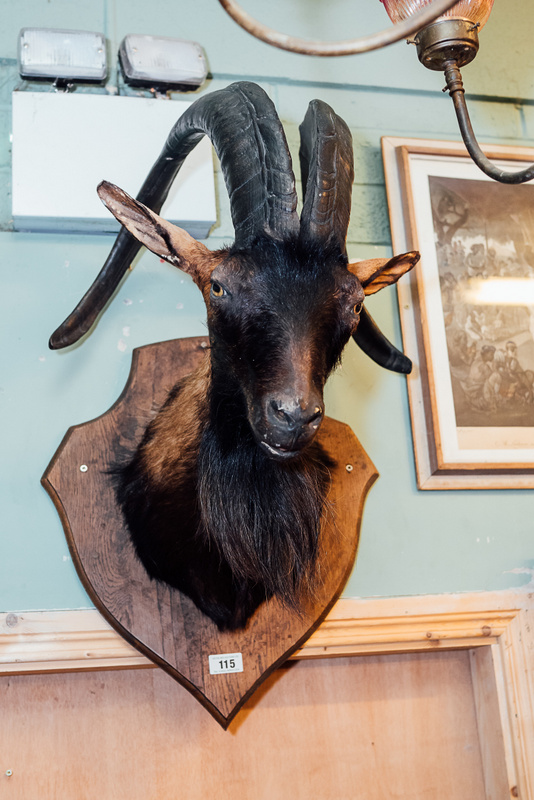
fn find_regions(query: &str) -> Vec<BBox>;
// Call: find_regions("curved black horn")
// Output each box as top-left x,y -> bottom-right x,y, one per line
50,82 -> 299,349
298,99 -> 353,250
298,99 -> 411,375
353,307 -> 412,374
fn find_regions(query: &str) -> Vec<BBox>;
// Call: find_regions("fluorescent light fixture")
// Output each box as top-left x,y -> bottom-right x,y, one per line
18,27 -> 107,82
119,34 -> 207,89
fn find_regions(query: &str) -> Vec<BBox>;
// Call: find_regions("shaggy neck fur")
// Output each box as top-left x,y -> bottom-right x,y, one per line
197,378 -> 333,611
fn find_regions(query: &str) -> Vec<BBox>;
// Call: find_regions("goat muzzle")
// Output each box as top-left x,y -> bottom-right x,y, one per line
255,396 -> 325,460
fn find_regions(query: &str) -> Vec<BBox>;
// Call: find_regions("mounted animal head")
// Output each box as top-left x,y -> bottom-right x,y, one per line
49,82 -> 419,630
50,82 -> 419,461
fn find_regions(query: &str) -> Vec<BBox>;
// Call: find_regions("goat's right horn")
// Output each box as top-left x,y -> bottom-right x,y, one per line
49,82 -> 299,349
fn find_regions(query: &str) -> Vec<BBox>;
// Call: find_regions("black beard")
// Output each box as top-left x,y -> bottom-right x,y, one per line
197,413 -> 334,612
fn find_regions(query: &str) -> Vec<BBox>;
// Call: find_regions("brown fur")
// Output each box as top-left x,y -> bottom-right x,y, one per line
141,354 -> 211,490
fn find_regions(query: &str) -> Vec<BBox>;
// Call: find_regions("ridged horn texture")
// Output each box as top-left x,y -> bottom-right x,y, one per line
298,99 -> 354,250
49,82 -> 299,349
298,99 -> 411,375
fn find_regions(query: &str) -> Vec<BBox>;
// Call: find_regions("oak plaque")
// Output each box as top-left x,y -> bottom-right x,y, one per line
42,336 -> 377,727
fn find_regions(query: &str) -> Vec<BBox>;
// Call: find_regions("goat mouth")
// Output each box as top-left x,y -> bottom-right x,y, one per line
258,440 -> 304,461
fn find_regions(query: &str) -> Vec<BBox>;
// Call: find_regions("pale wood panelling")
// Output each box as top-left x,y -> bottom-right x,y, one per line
2,650 -> 488,800
1,590 -> 532,798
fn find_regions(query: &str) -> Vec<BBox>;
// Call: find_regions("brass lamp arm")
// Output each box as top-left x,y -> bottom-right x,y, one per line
217,0 -> 460,57
444,62 -> 534,184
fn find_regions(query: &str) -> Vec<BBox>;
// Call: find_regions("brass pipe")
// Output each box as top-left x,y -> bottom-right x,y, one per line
444,62 -> 534,184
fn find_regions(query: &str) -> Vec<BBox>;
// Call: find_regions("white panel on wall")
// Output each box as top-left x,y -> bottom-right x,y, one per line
11,91 -> 217,238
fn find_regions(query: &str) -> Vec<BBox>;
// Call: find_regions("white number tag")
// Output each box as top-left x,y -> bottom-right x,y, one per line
208,652 -> 243,675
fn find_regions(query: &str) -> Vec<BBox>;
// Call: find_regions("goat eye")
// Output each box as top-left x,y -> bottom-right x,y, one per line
211,282 -> 226,298
353,302 -> 363,315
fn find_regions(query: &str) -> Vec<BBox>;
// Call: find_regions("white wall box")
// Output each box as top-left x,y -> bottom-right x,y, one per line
11,91 -> 217,237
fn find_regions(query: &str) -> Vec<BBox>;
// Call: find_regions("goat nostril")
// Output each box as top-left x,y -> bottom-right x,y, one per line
271,401 -> 289,422
307,405 -> 324,425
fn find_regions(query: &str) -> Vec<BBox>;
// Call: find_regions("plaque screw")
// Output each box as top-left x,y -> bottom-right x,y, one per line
346,464 -> 353,472
79,464 -> 88,473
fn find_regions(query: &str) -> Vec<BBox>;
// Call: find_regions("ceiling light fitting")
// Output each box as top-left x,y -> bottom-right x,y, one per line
218,0 -> 534,185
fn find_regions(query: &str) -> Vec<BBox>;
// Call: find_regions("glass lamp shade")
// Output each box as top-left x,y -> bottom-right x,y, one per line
379,0 -> 494,30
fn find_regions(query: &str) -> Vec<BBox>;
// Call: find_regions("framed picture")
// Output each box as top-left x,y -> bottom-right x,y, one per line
382,136 -> 534,489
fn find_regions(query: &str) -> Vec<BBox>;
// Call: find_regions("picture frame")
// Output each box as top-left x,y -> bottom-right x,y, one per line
382,136 -> 534,489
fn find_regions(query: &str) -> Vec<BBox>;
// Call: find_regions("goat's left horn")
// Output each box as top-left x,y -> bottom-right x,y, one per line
354,307 -> 412,374
298,99 -> 354,251
299,100 -> 411,375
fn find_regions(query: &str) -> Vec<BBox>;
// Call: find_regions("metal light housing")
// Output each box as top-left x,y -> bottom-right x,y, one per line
379,0 -> 493,70
119,34 -> 208,90
414,17 -> 480,70
18,28 -> 107,83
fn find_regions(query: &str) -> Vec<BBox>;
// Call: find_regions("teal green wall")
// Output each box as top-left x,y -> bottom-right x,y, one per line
1,0 -> 533,611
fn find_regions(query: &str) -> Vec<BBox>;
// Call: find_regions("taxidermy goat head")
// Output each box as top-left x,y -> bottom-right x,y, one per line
50,82 -> 418,631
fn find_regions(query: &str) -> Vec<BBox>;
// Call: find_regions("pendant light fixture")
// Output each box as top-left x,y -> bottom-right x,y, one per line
218,0 -> 534,184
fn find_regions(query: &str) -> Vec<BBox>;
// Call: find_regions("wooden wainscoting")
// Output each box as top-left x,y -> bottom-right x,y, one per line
1,590 -> 532,800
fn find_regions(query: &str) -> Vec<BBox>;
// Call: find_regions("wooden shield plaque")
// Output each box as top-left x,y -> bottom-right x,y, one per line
42,336 -> 378,728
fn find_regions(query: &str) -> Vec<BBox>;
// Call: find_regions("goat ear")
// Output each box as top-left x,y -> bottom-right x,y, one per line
97,181 -> 220,288
347,251 -> 420,296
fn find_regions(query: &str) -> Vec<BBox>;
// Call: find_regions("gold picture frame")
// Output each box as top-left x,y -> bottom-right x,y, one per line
382,136 -> 534,489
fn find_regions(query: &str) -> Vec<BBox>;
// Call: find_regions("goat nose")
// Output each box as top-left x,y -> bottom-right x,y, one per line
269,399 -> 324,431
